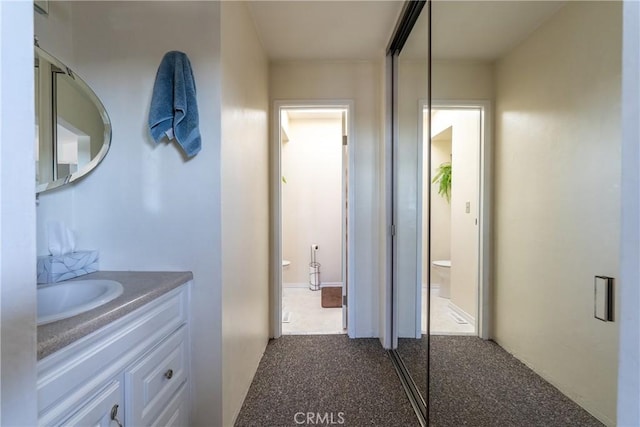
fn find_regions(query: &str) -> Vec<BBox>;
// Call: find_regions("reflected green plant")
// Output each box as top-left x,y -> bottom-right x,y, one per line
432,162 -> 451,203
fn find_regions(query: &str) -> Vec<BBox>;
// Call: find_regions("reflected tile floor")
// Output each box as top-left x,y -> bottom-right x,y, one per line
423,287 -> 475,335
282,287 -> 344,335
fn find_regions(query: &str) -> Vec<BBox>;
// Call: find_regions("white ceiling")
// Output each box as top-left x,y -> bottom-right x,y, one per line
246,1 -> 404,60
401,1 -> 564,60
248,1 -> 566,62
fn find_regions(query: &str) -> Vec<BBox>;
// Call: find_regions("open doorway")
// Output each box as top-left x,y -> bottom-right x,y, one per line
421,101 -> 491,337
273,103 -> 352,336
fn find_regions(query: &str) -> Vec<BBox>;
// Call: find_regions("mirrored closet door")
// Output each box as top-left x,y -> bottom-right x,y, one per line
390,3 -> 492,424
391,2 -> 621,427
388,0 -> 431,424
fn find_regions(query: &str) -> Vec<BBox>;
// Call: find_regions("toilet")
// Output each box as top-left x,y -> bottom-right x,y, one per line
432,260 -> 451,298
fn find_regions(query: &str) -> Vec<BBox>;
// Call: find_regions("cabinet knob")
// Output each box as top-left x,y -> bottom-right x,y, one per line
164,369 -> 174,380
110,404 -> 123,427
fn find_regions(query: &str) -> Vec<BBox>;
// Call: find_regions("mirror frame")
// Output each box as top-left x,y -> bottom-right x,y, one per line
386,0 -> 430,425
35,46 -> 112,194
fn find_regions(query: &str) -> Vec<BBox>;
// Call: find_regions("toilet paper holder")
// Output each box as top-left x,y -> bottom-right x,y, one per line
309,244 -> 321,291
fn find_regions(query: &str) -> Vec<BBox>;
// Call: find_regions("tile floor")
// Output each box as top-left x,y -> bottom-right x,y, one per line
281,286 -> 473,335
282,287 -> 345,335
424,287 -> 475,335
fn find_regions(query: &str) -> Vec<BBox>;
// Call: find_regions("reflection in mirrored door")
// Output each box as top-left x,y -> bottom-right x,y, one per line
387,1 -> 431,425
391,1 -> 622,426
425,102 -> 486,338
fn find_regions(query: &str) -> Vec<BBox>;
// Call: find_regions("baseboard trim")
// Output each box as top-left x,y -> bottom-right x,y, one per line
448,301 -> 475,326
321,282 -> 343,287
283,283 -> 307,288
283,282 -> 343,289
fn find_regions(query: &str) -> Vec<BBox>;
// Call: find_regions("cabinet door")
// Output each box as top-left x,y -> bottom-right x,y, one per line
61,380 -> 123,427
126,326 -> 188,426
151,383 -> 189,427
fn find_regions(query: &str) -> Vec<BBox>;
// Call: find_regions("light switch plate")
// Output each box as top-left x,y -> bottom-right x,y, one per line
594,276 -> 614,322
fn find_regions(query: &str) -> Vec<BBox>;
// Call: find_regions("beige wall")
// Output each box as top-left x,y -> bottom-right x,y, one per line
433,60 -> 494,100
426,109 -> 480,321
448,110 -> 480,320
38,2 -> 270,425
221,2 -> 270,425
282,116 -> 343,284
57,75 -> 105,159
494,2 -> 621,425
37,2 -> 226,425
34,1 -> 74,65
427,124 -> 452,286
271,60 -> 381,336
35,1 -> 75,252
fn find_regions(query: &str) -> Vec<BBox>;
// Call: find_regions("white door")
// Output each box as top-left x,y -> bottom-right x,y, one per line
341,110 -> 349,330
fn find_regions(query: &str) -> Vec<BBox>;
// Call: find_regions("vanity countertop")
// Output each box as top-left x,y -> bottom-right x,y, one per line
37,271 -> 193,360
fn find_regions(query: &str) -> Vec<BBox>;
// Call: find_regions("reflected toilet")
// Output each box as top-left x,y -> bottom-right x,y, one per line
433,260 -> 451,298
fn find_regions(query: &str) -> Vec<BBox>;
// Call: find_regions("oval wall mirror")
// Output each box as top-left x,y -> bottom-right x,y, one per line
35,45 -> 112,193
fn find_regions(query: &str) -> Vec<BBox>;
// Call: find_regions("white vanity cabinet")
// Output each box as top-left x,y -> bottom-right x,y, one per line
37,283 -> 191,427
61,379 -> 124,427
125,325 -> 189,426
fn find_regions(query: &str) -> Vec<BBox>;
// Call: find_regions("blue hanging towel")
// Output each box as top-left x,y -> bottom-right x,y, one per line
148,51 -> 201,157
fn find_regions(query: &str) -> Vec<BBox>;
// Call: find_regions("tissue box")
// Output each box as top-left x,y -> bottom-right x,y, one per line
37,250 -> 99,284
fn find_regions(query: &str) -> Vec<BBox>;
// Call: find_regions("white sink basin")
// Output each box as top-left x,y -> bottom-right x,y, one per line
37,279 -> 124,325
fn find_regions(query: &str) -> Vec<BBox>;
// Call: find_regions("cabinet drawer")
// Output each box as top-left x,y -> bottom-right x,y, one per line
126,325 -> 188,426
60,379 -> 123,427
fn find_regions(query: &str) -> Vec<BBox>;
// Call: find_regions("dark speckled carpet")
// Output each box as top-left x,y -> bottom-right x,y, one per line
236,335 -> 604,427
235,335 -> 418,427
398,335 -> 604,427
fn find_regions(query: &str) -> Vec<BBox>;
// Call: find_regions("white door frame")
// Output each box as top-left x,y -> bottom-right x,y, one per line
417,99 -> 492,339
270,99 -> 356,338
